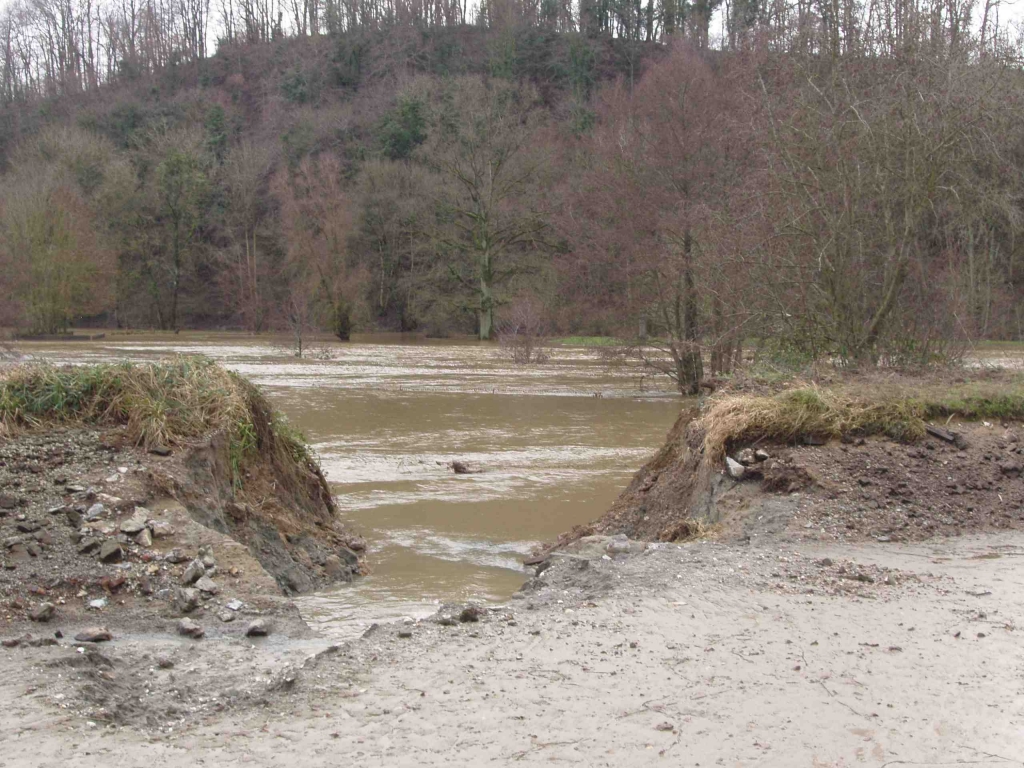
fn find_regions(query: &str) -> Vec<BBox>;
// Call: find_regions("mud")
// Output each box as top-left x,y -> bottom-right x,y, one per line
1,531 -> 1022,766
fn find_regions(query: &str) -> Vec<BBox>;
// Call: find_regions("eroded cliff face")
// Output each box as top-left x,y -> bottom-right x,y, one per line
152,431 -> 364,594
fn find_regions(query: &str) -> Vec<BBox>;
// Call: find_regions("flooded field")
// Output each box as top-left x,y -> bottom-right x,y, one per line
19,333 -> 682,636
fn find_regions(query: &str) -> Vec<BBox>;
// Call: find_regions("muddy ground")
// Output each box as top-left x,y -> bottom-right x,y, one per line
1,531 -> 1022,767
2,420 -> 1023,766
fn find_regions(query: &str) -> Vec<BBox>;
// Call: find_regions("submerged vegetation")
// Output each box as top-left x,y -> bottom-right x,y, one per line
0,357 -> 311,484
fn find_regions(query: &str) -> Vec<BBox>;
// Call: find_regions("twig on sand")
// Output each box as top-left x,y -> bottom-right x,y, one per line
818,680 -> 872,719
502,739 -> 584,761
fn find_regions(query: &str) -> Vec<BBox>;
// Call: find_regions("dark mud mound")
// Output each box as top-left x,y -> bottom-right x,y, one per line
574,382 -> 1024,546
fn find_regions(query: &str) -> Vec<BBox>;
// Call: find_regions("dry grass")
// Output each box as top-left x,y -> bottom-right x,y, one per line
701,374 -> 1024,459
0,357 -> 311,485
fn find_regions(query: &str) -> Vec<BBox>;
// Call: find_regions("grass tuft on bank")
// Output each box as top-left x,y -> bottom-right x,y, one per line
701,375 -> 1024,459
0,357 -> 311,484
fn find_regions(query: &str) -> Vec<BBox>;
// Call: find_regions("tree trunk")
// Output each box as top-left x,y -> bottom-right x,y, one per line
479,248 -> 493,340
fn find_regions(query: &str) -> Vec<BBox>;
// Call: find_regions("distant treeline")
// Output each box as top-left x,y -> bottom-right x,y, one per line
1,1 -> 1023,391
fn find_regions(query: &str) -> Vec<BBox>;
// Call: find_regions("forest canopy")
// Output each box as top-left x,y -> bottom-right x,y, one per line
1,0 -> 1023,390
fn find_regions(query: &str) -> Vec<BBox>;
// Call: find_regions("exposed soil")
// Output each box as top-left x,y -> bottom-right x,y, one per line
577,407 -> 1024,551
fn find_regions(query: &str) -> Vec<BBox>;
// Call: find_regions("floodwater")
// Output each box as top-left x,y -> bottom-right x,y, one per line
21,333 -> 683,637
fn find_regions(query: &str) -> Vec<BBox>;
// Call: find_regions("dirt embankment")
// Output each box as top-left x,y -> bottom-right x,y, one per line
0,360 -> 368,654
565,373 -> 1024,548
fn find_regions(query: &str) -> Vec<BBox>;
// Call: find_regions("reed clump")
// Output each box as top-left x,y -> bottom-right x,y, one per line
0,357 -> 310,483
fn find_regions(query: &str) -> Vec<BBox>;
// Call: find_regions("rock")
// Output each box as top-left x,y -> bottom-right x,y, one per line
337,546 -> 359,566
245,619 -> 269,637
998,460 -> 1022,477
120,509 -> 149,534
225,599 -> 244,611
217,610 -> 236,623
0,493 -> 18,510
726,457 -> 746,480
324,555 -> 353,580
28,602 -> 55,622
606,534 -> 632,555
450,461 -> 473,474
459,605 -> 482,623
164,548 -> 189,564
194,575 -> 220,595
66,484 -> 85,493
16,520 -> 41,533
156,656 -> 175,669
177,618 -> 205,639
198,545 -> 216,569
148,444 -> 172,457
74,627 -> 112,643
65,509 -> 82,528
280,567 -> 311,594
172,587 -> 200,614
736,448 -> 757,466
397,629 -> 413,638
89,597 -> 108,610
181,559 -> 205,585
347,536 -> 367,552
76,537 -> 101,556
84,503 -> 104,521
134,528 -> 153,547
754,448 -> 771,462
98,540 -> 123,563
149,520 -> 175,538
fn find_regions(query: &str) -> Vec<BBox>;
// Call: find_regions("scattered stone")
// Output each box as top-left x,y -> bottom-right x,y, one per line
397,629 -> 413,638
194,575 -> 220,595
84,503 -> 104,521
172,587 -> 200,614
177,618 -> 205,639
754,448 -> 771,462
336,546 -> 359,567
655,722 -> 675,732
148,444 -> 172,457
0,493 -> 18,510
217,610 -> 236,623
198,545 -> 216,569
28,602 -> 55,622
606,535 -> 632,555
16,520 -> 41,533
181,559 -> 205,585
225,599 -> 244,611
134,528 -> 153,547
120,509 -> 149,534
164,548 -> 189,564
245,619 -> 269,637
324,555 -> 353,580
77,537 -> 102,555
459,605 -> 482,623
736,448 -> 757,466
98,540 -> 123,563
74,627 -> 112,643
149,520 -> 175,538
726,457 -> 746,480
156,656 -> 175,669
64,509 -> 82,528
66,485 -> 85,494
89,598 -> 108,610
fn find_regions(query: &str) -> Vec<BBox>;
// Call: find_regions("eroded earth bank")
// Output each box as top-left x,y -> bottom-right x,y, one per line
1,365 -> 1023,767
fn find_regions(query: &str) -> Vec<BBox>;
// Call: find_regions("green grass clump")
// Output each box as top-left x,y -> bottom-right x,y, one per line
0,357 -> 311,486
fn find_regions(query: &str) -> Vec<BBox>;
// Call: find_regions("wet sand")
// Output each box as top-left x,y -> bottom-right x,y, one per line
2,532 -> 1022,767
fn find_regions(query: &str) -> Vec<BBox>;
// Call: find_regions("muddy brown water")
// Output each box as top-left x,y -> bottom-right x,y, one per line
21,333 -> 683,637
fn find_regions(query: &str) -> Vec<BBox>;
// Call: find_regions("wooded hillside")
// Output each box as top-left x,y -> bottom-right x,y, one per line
2,0 -> 1023,387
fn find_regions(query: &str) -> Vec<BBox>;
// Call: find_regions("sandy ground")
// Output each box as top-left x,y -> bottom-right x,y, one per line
1,531 -> 1022,767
